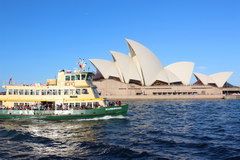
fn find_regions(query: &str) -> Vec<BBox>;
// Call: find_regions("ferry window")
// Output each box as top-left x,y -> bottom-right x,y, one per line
25,90 -> 29,95
53,90 -> 57,95
30,90 -> 35,95
81,74 -> 86,80
93,88 -> 99,96
76,75 -> 80,80
47,90 -> 52,95
19,89 -> 23,95
82,89 -> 88,94
76,103 -> 80,107
42,90 -> 46,95
58,89 -> 62,95
69,89 -> 74,95
8,89 -> 13,95
104,100 -> 109,106
70,103 -> 74,107
87,75 -> 92,81
87,102 -> 92,108
36,90 -> 40,95
14,103 -> 18,106
81,102 -> 86,107
93,102 -> 100,107
64,89 -> 69,95
65,75 -> 70,81
76,89 -> 81,95
14,89 -> 18,95
71,75 -> 75,81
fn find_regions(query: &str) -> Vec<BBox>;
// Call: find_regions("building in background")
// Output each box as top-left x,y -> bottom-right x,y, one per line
89,39 -> 236,100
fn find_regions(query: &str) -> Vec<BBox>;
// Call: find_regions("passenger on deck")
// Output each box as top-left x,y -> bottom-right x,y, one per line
62,104 -> 67,110
116,100 -> 121,106
37,104 -> 41,110
19,105 -> 23,110
24,105 -> 28,110
56,104 -> 60,110
109,101 -> 115,107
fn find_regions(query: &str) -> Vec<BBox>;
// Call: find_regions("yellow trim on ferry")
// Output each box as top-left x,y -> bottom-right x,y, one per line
0,98 -> 104,102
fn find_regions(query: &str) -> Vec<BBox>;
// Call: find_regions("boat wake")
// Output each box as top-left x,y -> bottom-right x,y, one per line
73,115 -> 128,121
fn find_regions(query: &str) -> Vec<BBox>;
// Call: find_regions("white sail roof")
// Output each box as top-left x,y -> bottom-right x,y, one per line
110,51 -> 141,83
89,39 -> 233,88
210,72 -> 233,88
165,62 -> 195,85
194,72 -> 212,85
194,72 -> 233,87
89,59 -> 120,79
165,70 -> 182,83
156,70 -> 170,84
155,69 -> 181,84
126,39 -> 163,86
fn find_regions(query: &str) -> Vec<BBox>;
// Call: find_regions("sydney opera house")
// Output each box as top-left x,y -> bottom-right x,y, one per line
89,39 -> 236,100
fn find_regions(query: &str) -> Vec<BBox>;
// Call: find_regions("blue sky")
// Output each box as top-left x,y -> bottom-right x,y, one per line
0,0 -> 239,89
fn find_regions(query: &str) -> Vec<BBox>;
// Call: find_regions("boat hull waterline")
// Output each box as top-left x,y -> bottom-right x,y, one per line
0,105 -> 128,119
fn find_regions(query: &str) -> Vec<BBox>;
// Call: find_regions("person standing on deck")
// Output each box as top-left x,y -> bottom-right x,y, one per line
37,104 -> 41,110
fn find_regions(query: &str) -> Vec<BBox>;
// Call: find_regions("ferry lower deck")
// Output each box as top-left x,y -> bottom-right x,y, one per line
0,104 -> 128,119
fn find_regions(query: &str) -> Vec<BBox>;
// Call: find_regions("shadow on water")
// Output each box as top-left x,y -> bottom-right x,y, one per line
1,100 -> 240,159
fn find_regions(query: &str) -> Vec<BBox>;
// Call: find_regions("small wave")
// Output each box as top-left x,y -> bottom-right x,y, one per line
225,156 -> 240,160
9,131 -> 54,144
77,141 -> 155,159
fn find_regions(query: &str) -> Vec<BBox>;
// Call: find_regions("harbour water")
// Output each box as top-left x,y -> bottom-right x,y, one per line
0,100 -> 240,160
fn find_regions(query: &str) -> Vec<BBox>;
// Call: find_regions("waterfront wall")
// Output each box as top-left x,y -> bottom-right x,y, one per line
105,95 -> 224,101
92,79 -> 229,100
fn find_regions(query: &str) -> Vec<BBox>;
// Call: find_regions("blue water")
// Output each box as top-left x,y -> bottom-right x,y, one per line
1,100 -> 240,160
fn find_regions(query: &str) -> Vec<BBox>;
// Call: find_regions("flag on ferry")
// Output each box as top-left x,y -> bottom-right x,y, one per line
78,59 -> 86,69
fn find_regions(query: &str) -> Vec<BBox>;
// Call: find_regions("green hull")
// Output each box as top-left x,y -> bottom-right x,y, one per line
0,105 -> 128,120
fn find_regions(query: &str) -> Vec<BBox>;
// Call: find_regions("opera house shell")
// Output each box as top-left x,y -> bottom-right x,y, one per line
194,72 -> 233,88
90,39 -> 195,86
90,39 -> 233,87
89,39 -> 235,100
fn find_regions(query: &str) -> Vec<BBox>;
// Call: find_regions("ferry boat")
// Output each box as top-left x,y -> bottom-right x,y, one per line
0,61 -> 128,119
